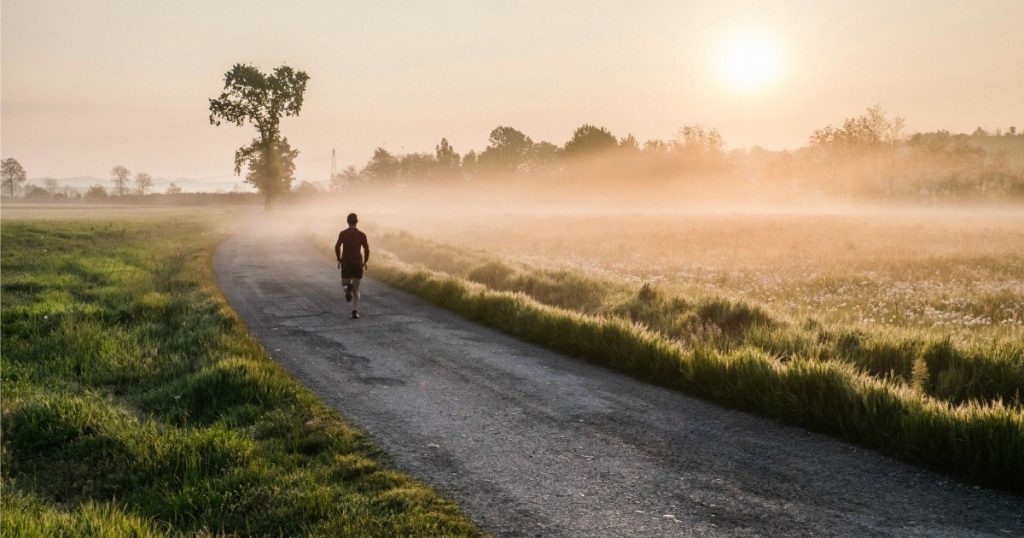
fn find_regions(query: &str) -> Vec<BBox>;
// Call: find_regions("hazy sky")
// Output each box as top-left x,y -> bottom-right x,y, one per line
3,0 -> 1023,186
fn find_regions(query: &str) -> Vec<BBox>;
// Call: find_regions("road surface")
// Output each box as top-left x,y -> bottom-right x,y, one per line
213,223 -> 1023,537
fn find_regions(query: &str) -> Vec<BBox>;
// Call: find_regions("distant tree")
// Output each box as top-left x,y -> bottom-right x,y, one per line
110,165 -> 131,196
810,105 -> 902,151
362,147 -> 400,183
85,184 -> 108,200
887,116 -> 906,147
673,125 -> 725,160
435,138 -> 459,167
398,153 -> 438,180
908,131 -> 985,166
972,127 -> 988,137
165,182 -> 182,194
479,126 -> 534,174
2,158 -> 27,197
808,106 -> 906,194
43,178 -> 60,199
24,184 -> 49,200
432,137 -> 460,179
905,131 -> 992,197
135,172 -> 153,195
61,185 -> 80,200
619,134 -> 640,152
809,107 -> 916,194
294,180 -> 324,194
564,124 -> 618,156
461,150 -> 479,177
526,141 -> 562,173
329,166 -> 360,192
643,139 -> 670,155
1010,126 -> 1017,136
209,63 -> 310,205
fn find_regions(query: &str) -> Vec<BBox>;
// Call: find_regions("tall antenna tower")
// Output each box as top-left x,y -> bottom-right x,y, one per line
330,148 -> 337,179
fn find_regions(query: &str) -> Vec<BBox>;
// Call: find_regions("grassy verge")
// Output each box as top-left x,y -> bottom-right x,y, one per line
1,218 -> 480,536
313,229 -> 1024,492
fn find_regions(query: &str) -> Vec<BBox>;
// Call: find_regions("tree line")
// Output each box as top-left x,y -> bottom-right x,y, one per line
317,123 -> 728,192
0,160 -> 186,201
6,107 -> 1020,202
299,107 -> 1022,200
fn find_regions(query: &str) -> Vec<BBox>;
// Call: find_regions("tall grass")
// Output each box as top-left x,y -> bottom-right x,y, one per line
364,212 -> 1024,342
374,231 -> 1024,408
315,230 -> 1024,492
2,219 -> 480,536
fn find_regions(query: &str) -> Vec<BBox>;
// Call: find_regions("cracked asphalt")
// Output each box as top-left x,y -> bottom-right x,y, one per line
213,222 -> 1023,537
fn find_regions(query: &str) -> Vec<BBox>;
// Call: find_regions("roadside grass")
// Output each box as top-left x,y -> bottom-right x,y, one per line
373,231 -> 1024,408
366,212 -> 1024,341
311,229 -> 1024,492
1,218 -> 480,536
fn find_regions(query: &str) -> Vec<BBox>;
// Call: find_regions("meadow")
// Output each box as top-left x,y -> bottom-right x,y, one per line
307,204 -> 1024,491
0,206 -> 479,536
370,209 -> 1024,340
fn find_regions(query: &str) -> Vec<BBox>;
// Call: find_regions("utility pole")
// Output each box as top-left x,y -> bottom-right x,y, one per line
331,148 -> 337,180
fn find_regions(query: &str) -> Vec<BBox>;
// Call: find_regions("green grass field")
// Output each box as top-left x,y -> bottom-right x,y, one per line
308,210 -> 1024,492
1,208 -> 479,536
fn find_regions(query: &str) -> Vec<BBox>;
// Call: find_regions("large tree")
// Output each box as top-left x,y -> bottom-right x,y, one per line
209,63 -> 309,205
2,158 -> 27,197
235,137 -> 299,199
110,165 -> 131,196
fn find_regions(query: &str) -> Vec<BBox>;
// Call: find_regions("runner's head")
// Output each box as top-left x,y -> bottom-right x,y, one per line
347,213 -> 358,226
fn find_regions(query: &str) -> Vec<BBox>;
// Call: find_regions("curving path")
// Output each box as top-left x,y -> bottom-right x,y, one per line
213,222 -> 1023,537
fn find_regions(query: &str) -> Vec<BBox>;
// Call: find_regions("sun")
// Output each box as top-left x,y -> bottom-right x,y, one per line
720,36 -> 781,91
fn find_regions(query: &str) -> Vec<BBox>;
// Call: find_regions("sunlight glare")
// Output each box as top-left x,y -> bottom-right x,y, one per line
720,36 -> 780,92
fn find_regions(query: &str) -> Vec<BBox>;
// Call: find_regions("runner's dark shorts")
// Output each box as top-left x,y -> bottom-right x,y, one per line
341,261 -> 364,279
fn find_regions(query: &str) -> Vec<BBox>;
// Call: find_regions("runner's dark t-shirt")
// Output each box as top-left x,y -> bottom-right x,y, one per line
335,228 -> 369,264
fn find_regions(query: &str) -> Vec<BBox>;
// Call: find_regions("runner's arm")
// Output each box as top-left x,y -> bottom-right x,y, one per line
362,235 -> 370,266
334,233 -> 342,262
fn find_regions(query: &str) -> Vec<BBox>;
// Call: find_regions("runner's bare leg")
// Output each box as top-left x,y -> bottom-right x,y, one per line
350,278 -> 361,310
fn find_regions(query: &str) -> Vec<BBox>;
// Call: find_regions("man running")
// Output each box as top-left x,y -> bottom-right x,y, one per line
334,213 -> 370,319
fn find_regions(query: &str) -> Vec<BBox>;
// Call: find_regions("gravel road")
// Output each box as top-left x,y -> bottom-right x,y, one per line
213,223 -> 1023,537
